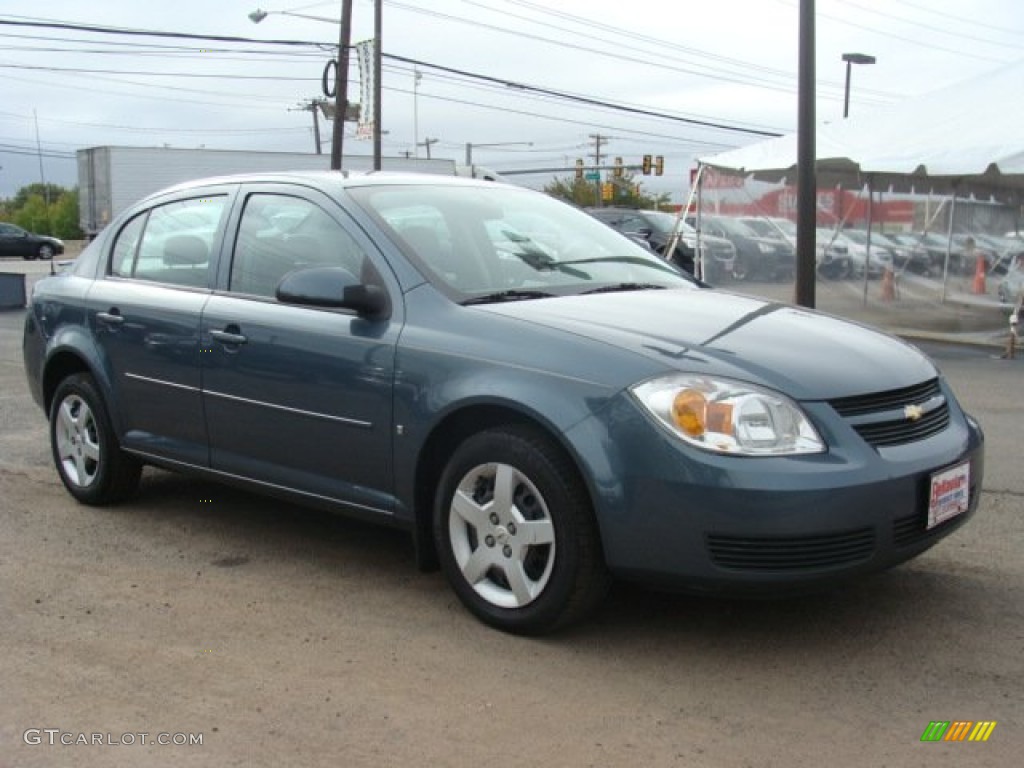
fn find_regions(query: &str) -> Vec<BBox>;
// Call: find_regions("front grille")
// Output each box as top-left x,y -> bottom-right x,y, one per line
707,528 -> 875,571
829,379 -> 950,448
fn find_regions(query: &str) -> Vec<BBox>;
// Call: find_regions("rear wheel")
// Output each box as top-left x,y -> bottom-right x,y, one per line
434,426 -> 609,634
50,373 -> 141,505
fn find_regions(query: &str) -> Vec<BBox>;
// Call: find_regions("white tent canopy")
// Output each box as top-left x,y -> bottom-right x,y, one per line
700,59 -> 1024,198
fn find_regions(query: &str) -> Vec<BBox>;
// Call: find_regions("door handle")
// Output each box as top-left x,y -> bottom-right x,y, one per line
96,310 -> 124,326
211,329 -> 248,346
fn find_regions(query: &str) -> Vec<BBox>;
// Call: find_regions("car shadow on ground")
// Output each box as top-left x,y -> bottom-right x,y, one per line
108,467 -> 1003,654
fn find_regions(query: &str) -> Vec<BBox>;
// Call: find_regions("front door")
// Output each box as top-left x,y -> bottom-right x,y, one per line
200,187 -> 400,516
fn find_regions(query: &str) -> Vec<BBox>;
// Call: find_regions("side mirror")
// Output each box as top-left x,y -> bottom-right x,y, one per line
634,227 -> 653,238
276,266 -> 390,319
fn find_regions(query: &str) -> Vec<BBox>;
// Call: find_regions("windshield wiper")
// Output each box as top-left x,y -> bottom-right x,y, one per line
545,255 -> 680,276
461,289 -> 556,305
579,283 -> 667,295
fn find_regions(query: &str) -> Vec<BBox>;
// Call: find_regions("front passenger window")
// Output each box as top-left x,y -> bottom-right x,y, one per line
230,194 -> 367,299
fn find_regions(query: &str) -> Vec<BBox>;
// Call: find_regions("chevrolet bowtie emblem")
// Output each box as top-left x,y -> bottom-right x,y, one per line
904,404 -> 925,421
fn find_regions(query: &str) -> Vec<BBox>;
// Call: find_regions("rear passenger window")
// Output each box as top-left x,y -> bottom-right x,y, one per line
230,194 -> 367,298
110,197 -> 226,288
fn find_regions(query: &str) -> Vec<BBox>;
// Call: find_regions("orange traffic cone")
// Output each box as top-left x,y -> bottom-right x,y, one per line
972,254 -> 986,294
880,266 -> 896,301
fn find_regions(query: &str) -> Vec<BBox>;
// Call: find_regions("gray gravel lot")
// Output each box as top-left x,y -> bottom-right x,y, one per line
1,263 -> 1020,767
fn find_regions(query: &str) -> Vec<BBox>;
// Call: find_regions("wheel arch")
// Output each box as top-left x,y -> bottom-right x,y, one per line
410,402 -> 599,573
42,350 -> 93,414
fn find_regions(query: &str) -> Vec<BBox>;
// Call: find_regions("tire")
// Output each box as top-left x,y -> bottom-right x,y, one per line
731,255 -> 750,281
39,244 -> 55,260
434,426 -> 610,635
50,373 -> 141,505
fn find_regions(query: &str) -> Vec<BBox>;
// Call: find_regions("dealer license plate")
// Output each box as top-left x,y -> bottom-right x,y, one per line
927,462 -> 970,530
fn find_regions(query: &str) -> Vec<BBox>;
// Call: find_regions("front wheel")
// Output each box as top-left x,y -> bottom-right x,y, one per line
39,244 -> 55,260
434,426 -> 609,634
50,373 -> 141,505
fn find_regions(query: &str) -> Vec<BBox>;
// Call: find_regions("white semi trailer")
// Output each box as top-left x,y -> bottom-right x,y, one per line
76,146 -> 499,237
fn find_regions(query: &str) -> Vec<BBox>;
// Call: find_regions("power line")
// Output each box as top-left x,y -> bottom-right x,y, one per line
0,17 -> 785,139
833,0 -> 1024,50
387,53 -> 782,137
0,63 -> 317,81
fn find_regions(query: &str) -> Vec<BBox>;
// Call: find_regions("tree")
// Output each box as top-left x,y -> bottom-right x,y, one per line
13,194 -> 49,234
1,183 -> 83,239
543,171 -> 672,210
50,190 -> 83,240
543,176 -> 601,207
11,182 -> 66,209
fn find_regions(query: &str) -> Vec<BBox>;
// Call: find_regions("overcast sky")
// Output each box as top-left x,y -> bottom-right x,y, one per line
1,0 -> 1021,200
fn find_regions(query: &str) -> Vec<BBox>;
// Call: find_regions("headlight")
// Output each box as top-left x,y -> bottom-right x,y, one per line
631,375 -> 825,455
757,242 -> 775,254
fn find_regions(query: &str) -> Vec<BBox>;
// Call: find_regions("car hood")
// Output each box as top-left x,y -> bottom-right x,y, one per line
480,288 -> 936,401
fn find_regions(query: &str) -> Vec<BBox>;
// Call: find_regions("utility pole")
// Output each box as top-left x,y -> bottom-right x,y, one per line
372,0 -> 382,171
588,133 -> 607,206
413,68 -> 422,157
290,100 -> 323,154
330,0 -> 354,171
418,137 -> 438,159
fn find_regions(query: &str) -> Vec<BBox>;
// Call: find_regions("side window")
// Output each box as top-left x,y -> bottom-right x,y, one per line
230,194 -> 367,298
109,197 -> 225,288
110,213 -> 146,277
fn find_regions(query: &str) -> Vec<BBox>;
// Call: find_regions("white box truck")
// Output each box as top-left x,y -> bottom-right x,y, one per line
77,146 -> 469,237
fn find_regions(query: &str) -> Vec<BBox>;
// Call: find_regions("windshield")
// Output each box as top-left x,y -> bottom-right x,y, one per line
349,184 -> 697,300
640,210 -> 688,235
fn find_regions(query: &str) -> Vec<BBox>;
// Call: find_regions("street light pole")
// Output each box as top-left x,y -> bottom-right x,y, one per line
841,52 -> 876,118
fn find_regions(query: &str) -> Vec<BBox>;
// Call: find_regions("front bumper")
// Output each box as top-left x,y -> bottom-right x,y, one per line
573,391 -> 985,594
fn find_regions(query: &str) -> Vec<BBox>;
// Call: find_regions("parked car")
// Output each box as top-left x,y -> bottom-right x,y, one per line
584,207 -> 735,280
0,222 -> 64,260
690,215 -> 796,281
857,231 -> 932,275
737,215 -> 795,243
997,261 -> 1024,304
835,229 -> 896,278
24,172 -> 984,634
814,227 -> 853,279
970,233 -> 1024,275
738,216 -> 851,279
901,232 -> 969,275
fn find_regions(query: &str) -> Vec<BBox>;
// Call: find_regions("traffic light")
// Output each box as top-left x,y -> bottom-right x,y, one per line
575,158 -> 584,180
602,182 -> 613,201
613,156 -> 623,178
654,155 -> 664,176
642,154 -> 652,175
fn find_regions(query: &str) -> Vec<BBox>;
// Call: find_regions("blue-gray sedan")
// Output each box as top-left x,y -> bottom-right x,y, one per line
23,172 -> 984,634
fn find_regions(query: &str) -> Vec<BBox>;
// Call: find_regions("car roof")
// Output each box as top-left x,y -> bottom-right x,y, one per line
146,170 -> 503,201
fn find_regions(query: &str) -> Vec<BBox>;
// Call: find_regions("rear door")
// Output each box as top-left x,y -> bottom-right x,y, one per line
84,187 -> 233,465
200,184 -> 402,516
